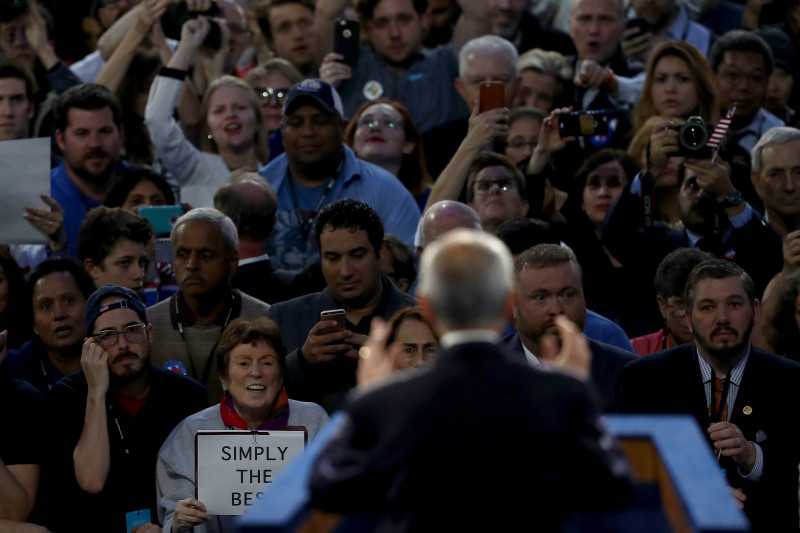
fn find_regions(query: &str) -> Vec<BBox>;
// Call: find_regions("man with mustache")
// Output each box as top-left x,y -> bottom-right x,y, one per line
147,208 -> 270,403
616,260 -> 800,532
52,83 -> 125,258
44,284 -> 207,532
502,243 -> 636,412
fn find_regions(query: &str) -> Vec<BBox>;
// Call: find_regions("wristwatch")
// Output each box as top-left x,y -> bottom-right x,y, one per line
719,191 -> 744,209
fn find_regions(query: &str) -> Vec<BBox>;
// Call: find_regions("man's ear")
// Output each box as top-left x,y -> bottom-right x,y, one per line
502,288 -> 516,323
83,258 -> 99,281
455,77 -> 469,103
656,294 -> 668,320
417,293 -> 437,327
228,250 -> 239,279
750,169 -> 764,197
55,129 -> 65,151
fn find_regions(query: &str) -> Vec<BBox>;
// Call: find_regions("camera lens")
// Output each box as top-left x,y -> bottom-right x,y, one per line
679,124 -> 708,151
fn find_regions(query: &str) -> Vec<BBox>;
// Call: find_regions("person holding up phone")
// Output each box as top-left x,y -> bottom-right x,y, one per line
145,16 -> 270,208
624,0 -> 712,62
268,199 -> 416,413
424,35 -> 517,206
314,0 -> 491,133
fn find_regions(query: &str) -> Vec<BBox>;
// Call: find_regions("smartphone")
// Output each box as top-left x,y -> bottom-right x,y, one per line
334,18 -> 360,68
138,205 -> 184,235
557,111 -> 609,137
625,17 -> 651,40
320,309 -> 347,331
479,81 -> 505,113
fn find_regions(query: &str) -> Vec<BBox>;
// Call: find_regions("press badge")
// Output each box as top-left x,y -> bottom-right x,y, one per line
126,509 -> 151,533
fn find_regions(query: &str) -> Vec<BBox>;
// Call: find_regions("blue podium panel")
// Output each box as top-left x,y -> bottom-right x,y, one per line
238,413 -> 750,533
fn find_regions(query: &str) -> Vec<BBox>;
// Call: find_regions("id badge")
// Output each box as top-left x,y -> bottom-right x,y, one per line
126,509 -> 151,533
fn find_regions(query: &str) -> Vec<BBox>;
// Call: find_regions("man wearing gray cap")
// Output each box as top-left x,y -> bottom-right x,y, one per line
43,285 -> 207,533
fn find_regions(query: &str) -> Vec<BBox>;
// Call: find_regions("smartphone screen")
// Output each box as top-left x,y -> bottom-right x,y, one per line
479,81 -> 505,113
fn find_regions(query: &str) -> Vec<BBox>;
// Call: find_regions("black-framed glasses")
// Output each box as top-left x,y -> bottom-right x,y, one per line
473,178 -> 514,193
93,323 -> 148,347
254,87 -> 290,104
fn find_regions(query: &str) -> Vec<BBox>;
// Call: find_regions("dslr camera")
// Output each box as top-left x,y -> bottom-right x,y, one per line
667,116 -> 712,158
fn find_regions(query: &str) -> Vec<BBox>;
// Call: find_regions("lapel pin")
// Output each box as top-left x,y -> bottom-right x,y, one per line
743,406 -> 752,415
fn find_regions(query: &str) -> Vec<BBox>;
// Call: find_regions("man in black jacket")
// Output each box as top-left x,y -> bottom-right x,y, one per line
616,260 -> 800,532
502,243 -> 636,411
310,229 -> 634,531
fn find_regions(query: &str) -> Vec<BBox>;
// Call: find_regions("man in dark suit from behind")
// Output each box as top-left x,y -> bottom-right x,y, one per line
214,170 -> 296,305
502,243 -> 637,411
310,229 -> 634,532
616,259 -> 800,532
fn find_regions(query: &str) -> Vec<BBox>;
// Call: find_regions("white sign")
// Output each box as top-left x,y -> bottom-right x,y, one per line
195,430 -> 306,515
0,137 -> 51,244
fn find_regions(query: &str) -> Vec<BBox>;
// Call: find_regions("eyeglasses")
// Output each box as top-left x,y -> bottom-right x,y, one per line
254,87 -> 290,105
473,178 -> 515,193
93,323 -> 148,347
356,116 -> 402,129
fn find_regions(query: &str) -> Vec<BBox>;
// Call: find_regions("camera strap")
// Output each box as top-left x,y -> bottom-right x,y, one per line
640,171 -> 657,229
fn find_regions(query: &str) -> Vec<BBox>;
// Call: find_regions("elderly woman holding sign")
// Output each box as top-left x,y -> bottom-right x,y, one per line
156,317 -> 329,532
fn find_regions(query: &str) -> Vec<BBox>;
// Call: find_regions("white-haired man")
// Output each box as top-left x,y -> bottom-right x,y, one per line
310,229 -> 634,529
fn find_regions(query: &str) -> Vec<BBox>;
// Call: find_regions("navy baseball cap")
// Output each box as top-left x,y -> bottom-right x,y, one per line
84,285 -> 148,334
283,78 -> 345,118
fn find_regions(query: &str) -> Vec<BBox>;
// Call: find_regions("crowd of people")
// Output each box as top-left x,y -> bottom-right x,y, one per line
1,0 -> 800,530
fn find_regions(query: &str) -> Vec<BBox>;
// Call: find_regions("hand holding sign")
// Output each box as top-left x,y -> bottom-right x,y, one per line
172,498 -> 210,532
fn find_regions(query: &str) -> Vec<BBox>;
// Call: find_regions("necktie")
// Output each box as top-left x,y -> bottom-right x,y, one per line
710,376 -> 728,422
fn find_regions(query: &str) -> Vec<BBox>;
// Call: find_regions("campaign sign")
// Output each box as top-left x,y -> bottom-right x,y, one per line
195,429 -> 306,515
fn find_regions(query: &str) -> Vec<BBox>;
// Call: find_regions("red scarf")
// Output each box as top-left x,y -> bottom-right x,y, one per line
219,388 -> 291,430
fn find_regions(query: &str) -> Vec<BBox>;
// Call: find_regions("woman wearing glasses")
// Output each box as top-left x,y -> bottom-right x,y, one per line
245,58 -> 303,134
145,17 -> 269,208
345,99 -> 433,211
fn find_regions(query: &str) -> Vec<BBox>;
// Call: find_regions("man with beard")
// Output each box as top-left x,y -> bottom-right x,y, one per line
501,244 -> 636,411
616,260 -> 800,532
52,83 -> 125,258
43,285 -> 207,533
602,121 -> 783,297
269,199 -> 416,413
147,208 -> 270,403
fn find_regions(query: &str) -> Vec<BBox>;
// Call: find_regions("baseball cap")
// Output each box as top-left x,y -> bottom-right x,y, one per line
84,285 -> 148,335
283,78 -> 345,118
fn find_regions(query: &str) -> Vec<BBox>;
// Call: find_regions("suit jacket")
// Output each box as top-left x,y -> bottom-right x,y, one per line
615,343 -> 800,532
268,278 -> 416,413
310,341 -> 634,532
500,333 -> 637,412
231,257 -> 296,304
602,182 -> 783,297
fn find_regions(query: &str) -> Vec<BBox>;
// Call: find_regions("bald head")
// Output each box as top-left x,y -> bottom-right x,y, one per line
214,172 -> 278,241
419,201 -> 483,250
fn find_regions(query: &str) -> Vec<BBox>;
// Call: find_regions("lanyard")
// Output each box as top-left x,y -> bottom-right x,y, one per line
174,291 -> 235,386
108,402 -> 132,457
284,157 -> 345,242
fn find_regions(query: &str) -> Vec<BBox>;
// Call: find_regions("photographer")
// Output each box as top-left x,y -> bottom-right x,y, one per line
601,119 -> 783,297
